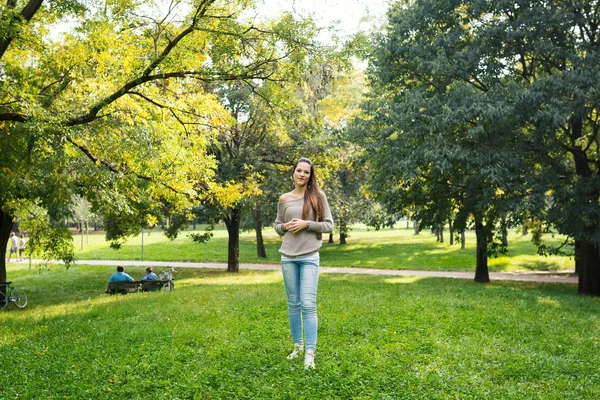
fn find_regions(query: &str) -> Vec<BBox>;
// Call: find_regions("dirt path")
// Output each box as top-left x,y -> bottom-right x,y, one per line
59,259 -> 578,284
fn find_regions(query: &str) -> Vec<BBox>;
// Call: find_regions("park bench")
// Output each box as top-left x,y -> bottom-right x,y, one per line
105,280 -> 172,295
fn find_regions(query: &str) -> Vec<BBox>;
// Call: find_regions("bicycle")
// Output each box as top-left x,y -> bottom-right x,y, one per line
158,268 -> 177,290
0,281 -> 28,310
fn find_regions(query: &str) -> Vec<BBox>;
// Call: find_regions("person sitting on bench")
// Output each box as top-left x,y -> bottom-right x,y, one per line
140,266 -> 161,292
141,266 -> 158,281
108,266 -> 134,282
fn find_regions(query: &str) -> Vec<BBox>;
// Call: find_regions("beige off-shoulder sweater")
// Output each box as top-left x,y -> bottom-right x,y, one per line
274,193 -> 334,257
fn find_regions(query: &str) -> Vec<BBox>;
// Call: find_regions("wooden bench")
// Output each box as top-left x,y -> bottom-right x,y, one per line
105,280 -> 172,295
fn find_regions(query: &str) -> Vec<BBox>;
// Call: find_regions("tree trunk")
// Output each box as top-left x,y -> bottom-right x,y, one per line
461,230 -> 466,249
413,220 -> 420,234
328,233 -> 334,243
439,224 -> 444,243
0,209 -> 15,294
224,207 -> 241,273
570,115 -> 599,295
339,219 -> 347,245
501,215 -> 508,247
576,239 -> 600,295
474,217 -> 490,283
254,200 -> 267,258
575,240 -> 581,275
449,219 -> 454,245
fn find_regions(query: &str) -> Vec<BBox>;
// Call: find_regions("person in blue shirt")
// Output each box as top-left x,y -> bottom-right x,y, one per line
108,266 -> 134,282
141,266 -> 158,281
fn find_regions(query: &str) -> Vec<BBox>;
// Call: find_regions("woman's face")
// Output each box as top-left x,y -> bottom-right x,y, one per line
293,161 -> 311,187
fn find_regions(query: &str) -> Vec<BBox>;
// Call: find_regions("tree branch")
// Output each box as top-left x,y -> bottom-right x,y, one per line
0,0 -> 44,60
65,135 -> 202,197
0,112 -> 28,122
66,0 -> 215,126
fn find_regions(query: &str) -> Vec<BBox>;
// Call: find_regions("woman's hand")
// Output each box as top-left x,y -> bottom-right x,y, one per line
285,218 -> 308,233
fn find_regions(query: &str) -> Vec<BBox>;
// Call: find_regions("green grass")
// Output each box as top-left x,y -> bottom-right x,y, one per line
0,263 -> 597,399
70,225 -> 574,273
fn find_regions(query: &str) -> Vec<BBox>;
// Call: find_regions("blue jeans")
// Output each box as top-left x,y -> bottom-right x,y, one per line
281,257 -> 320,351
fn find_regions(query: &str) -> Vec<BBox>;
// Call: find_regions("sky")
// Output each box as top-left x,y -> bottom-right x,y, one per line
52,0 -> 392,43
253,0 -> 391,41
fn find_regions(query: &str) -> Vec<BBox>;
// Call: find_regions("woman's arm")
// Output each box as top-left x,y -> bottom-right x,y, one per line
274,200 -> 288,237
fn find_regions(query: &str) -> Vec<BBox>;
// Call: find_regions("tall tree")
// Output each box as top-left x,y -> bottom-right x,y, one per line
0,0 -> 325,281
319,71 -> 374,244
506,0 -> 600,295
196,80 -> 267,272
200,47 -> 352,270
357,0 -> 600,293
354,0 -> 534,282
200,55 -> 332,271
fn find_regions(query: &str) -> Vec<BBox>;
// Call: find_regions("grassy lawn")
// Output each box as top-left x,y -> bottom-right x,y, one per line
70,225 -> 574,273
0,263 -> 597,399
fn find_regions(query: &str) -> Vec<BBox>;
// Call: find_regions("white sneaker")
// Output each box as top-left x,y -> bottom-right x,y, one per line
286,343 -> 303,360
304,350 -> 315,369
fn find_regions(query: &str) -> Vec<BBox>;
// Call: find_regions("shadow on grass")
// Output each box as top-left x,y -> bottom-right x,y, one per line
322,273 -> 581,302
489,258 -> 570,272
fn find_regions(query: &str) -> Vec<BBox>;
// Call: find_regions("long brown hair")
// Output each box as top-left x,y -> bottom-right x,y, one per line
294,158 -> 323,221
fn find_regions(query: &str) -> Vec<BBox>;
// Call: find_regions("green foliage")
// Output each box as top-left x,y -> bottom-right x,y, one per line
0,0 -> 331,278
353,0 -> 600,286
318,70 -> 387,241
356,2 -> 523,233
188,222 -> 215,244
18,202 -> 75,267
362,202 -> 401,230
0,265 -> 598,398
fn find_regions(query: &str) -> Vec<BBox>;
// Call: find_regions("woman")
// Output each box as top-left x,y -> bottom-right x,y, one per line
274,158 -> 333,369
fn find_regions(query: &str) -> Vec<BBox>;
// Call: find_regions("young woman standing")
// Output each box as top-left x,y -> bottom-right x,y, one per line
274,158 -> 333,369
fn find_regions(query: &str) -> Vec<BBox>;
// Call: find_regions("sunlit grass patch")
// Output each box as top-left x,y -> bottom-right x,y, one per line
383,276 -> 427,284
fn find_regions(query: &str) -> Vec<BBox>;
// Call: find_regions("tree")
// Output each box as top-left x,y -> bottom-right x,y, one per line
208,80 -> 297,269
70,195 -> 92,250
0,0 -> 327,281
192,38 -> 358,270
319,71 -> 374,244
357,0 -> 600,293
197,54 -> 332,271
354,0 -> 535,282
503,0 -> 600,295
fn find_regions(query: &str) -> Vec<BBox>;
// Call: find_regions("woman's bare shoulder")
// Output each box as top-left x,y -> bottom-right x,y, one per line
279,192 -> 302,202
279,193 -> 291,202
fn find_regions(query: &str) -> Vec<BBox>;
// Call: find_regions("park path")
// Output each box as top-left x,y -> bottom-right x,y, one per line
59,259 -> 577,284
